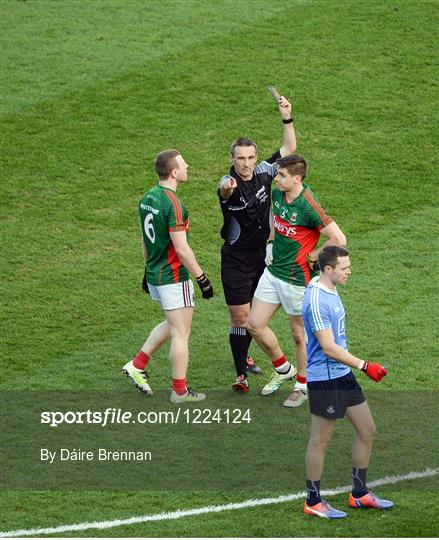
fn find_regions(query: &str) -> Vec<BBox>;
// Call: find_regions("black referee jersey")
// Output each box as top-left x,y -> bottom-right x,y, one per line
218,151 -> 280,251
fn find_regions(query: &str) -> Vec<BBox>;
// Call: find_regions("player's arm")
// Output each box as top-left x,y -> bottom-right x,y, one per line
219,175 -> 237,200
278,96 -> 297,156
315,328 -> 388,382
170,231 -> 213,299
170,231 -> 203,276
140,235 -> 149,293
316,328 -> 365,369
307,221 -> 347,264
140,235 -> 148,262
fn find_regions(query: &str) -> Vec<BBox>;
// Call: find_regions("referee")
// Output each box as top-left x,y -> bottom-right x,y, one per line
218,93 -> 296,392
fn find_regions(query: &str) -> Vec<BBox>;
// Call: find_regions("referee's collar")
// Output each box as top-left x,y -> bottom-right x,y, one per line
310,276 -> 338,295
229,166 -> 248,182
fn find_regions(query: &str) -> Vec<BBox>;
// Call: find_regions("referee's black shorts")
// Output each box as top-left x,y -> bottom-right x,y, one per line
221,243 -> 266,306
308,372 -> 365,419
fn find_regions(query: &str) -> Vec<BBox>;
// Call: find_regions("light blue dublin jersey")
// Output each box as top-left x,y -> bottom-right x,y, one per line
302,276 -> 351,382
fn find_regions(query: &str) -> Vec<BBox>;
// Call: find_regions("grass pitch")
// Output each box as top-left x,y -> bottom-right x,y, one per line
1,0 -> 438,537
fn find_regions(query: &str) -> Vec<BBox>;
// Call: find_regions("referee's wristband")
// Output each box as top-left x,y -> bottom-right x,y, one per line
282,118 -> 294,124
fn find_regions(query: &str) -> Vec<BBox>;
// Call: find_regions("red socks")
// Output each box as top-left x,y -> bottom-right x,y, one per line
172,378 -> 187,395
272,354 -> 291,374
296,374 -> 306,384
133,351 -> 150,370
272,354 -> 287,369
133,352 -> 187,396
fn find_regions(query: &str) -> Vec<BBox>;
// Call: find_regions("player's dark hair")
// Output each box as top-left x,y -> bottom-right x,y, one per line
230,137 -> 258,156
318,245 -> 350,271
155,149 -> 181,179
276,154 -> 307,180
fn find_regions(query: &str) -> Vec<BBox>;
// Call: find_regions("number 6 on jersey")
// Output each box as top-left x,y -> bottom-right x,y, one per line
144,213 -> 155,243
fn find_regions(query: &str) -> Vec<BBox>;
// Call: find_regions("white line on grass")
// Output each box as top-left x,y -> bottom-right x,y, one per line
1,468 -> 437,537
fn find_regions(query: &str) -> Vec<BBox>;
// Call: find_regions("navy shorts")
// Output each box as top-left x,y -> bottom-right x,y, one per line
221,244 -> 266,306
308,372 -> 365,419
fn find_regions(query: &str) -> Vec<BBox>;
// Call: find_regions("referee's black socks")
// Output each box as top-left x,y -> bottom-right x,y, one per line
229,326 -> 249,377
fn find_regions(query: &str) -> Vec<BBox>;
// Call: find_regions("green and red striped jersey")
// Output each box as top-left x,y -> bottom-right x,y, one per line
269,185 -> 333,286
139,184 -> 190,286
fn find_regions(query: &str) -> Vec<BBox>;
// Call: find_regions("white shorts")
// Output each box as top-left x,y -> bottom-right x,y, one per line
254,268 -> 305,316
148,280 -> 195,311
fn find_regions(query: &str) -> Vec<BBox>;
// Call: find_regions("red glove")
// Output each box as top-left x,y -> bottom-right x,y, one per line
361,362 -> 388,382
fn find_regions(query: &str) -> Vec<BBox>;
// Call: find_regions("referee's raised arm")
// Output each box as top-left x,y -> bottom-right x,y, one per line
278,95 -> 297,156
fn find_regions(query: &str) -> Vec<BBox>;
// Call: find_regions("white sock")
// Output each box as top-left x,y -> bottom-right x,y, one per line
276,362 -> 292,375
